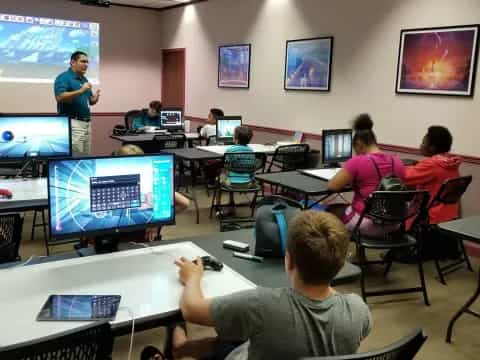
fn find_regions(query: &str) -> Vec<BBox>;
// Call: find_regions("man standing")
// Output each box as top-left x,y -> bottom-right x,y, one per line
54,51 -> 100,155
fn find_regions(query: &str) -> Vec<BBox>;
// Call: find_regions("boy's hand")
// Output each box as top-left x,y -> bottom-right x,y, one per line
175,257 -> 204,285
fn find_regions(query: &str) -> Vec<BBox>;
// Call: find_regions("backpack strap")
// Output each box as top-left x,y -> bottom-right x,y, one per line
272,205 -> 288,255
368,156 -> 382,181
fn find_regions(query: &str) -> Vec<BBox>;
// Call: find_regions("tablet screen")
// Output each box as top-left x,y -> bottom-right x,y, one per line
37,295 -> 121,321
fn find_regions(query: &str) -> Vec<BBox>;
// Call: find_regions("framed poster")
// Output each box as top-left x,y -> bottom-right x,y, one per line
396,25 -> 480,96
284,36 -> 333,91
218,44 -> 251,88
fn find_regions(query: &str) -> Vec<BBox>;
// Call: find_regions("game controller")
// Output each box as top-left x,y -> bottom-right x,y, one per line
194,256 -> 223,271
0,189 -> 12,199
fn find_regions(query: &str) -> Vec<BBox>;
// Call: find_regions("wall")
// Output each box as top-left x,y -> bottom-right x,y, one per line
159,0 -> 480,158
0,0 -> 163,146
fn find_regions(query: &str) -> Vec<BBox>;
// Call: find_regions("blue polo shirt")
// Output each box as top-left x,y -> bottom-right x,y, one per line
54,68 -> 93,119
132,110 -> 161,129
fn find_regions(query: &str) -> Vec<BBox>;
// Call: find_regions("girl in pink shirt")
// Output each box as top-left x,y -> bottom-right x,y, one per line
328,117 -> 405,237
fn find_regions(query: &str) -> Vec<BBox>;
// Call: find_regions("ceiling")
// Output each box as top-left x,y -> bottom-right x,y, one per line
109,0 -> 205,9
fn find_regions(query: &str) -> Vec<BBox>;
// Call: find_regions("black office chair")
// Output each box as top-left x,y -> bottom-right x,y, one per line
124,109 -> 142,130
210,152 -> 267,225
267,144 -> 310,172
353,190 -> 431,305
154,133 -> 186,150
0,322 -> 114,359
206,135 -> 217,145
424,175 -> 473,285
0,213 -> 23,264
301,328 -> 427,360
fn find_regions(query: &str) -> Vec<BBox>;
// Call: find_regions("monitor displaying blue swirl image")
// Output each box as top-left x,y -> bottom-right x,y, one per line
0,115 -> 71,160
48,154 -> 175,240
0,13 -> 100,84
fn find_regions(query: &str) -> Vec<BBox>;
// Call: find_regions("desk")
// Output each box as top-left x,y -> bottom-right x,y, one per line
255,171 -> 349,209
111,132 -> 200,150
0,178 -> 47,213
439,216 -> 480,343
1,229 -> 360,345
197,144 -> 278,155
0,241 -> 256,347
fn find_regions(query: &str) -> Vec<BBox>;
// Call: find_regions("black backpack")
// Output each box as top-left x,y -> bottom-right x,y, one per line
369,156 -> 406,192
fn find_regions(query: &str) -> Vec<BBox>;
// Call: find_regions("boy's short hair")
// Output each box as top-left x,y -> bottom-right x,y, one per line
287,211 -> 349,285
426,125 -> 453,154
149,100 -> 162,113
70,51 -> 88,62
234,126 -> 253,145
210,108 -> 224,120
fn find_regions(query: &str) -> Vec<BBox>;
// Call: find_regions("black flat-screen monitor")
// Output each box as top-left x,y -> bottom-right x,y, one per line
322,129 -> 353,166
48,154 -> 175,240
160,108 -> 183,130
216,116 -> 242,143
0,115 -> 71,160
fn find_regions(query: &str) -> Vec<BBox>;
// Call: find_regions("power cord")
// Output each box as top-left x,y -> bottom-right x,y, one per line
119,306 -> 135,360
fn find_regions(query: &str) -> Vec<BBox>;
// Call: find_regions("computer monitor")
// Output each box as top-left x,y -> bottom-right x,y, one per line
0,115 -> 71,160
160,108 -> 183,131
322,129 -> 353,167
216,116 -> 242,143
48,154 -> 175,240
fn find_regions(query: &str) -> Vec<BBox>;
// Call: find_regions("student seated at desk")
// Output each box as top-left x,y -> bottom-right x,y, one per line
404,126 -> 462,224
199,108 -> 224,140
132,100 -> 162,130
141,211 -> 371,360
327,116 -> 406,237
115,144 -> 190,241
220,126 -> 254,188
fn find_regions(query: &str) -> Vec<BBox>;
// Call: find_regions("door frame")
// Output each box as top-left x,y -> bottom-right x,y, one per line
162,48 -> 186,110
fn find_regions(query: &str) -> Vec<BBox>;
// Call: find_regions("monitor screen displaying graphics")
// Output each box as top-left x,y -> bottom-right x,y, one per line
48,154 -> 175,240
216,116 -> 242,142
0,115 -> 71,160
160,108 -> 183,130
322,129 -> 353,165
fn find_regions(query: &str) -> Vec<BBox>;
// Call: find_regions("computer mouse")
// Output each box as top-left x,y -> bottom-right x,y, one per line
0,189 -> 12,199
193,256 -> 223,271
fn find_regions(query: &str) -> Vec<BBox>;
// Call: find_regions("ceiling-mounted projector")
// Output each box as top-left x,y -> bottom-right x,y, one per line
80,0 -> 111,7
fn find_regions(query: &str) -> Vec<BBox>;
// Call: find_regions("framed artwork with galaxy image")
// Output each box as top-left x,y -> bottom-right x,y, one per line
218,44 -> 251,88
284,36 -> 333,91
396,25 -> 480,96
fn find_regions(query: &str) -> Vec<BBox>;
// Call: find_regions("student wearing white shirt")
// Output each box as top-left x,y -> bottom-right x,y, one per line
199,108 -> 224,141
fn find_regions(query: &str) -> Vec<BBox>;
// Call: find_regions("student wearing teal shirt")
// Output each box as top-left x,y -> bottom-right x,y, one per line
223,126 -> 254,185
131,100 -> 162,129
54,51 -> 100,155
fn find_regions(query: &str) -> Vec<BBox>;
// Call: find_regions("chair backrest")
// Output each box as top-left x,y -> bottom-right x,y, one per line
301,328 -> 427,360
206,135 -> 217,145
154,133 -> 186,150
428,175 -> 472,209
0,213 -> 23,264
0,322 -> 114,359
355,190 -> 430,233
268,144 -> 310,172
124,109 -> 141,129
223,152 -> 266,178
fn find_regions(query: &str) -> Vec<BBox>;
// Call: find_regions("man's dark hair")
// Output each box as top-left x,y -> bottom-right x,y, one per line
353,113 -> 373,131
210,108 -> 224,120
149,100 -> 162,113
234,126 -> 253,146
426,126 -> 453,154
70,51 -> 88,62
287,211 -> 349,285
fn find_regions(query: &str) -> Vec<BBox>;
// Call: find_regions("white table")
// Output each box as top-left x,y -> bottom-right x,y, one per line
196,144 -> 278,155
0,242 -> 255,346
0,178 -> 48,213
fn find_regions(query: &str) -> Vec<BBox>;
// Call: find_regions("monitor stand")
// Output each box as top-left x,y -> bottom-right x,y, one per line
94,235 -> 119,254
16,159 -> 42,178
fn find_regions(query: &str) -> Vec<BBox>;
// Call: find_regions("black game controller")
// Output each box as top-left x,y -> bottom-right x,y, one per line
194,256 -> 223,271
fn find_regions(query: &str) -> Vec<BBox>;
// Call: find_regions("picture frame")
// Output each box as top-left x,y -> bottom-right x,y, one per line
284,36 -> 333,91
395,25 -> 480,97
218,44 -> 251,89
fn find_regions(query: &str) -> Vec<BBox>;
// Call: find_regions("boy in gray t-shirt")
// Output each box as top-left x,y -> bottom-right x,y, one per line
144,211 -> 371,360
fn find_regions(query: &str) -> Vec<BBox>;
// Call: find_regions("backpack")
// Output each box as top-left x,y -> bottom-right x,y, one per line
369,156 -> 406,192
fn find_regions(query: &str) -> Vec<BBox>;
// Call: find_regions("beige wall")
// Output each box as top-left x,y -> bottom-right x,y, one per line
159,0 -> 480,157
0,0 -> 162,113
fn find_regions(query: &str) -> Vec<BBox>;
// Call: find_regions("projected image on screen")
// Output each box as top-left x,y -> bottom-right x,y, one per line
217,119 -> 242,140
0,116 -> 71,159
49,155 -> 175,239
0,13 -> 99,83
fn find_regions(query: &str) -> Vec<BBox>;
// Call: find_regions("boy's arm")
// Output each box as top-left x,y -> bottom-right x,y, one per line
175,257 -> 213,326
